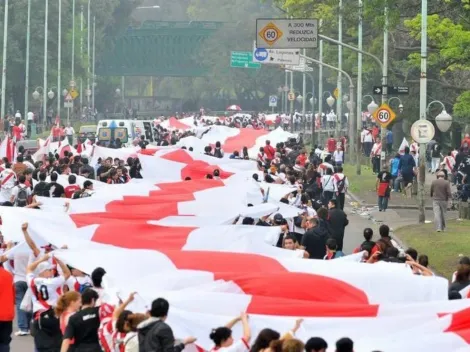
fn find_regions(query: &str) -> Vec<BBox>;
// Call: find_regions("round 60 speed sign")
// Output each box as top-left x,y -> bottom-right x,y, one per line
377,109 -> 390,124
372,103 -> 396,128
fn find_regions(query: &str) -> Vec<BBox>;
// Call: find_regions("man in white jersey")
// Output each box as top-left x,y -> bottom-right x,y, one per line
27,253 -> 71,351
0,163 -> 17,202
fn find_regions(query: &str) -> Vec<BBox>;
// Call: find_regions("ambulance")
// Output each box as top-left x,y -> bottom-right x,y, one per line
95,119 -> 157,147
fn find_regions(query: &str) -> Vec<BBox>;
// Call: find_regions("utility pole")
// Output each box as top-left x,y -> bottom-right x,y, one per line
24,0 -> 31,132
380,7 -> 389,171
289,70 -> 294,133
92,16 -> 96,112
336,0 -> 343,138
57,0 -> 62,117
87,0 -> 91,109
418,0 -> 428,223
80,5 -> 83,112
1,0 -> 9,122
317,20 -> 323,135
356,0 -> 363,175
43,0 -> 49,125
302,49 -> 307,133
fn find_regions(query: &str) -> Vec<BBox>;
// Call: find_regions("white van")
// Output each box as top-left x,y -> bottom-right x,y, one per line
96,119 -> 157,147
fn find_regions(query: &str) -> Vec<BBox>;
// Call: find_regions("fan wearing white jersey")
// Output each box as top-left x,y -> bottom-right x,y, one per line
27,253 -> 71,315
209,313 -> 251,352
0,163 -> 17,202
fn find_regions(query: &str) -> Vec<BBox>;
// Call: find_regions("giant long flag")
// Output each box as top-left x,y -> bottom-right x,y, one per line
2,144 -> 470,351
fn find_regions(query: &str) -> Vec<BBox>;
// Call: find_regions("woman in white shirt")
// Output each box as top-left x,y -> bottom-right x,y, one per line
332,146 -> 344,167
321,168 -> 335,206
209,313 -> 250,352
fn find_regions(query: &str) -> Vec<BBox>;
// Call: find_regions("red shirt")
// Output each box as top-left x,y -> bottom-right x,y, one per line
296,153 -> 307,167
327,138 -> 336,153
64,184 -> 81,198
12,125 -> 22,141
264,145 -> 275,160
0,267 -> 14,321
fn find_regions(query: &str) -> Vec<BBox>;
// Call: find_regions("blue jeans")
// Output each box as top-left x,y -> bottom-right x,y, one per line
14,281 -> 31,331
378,196 -> 389,211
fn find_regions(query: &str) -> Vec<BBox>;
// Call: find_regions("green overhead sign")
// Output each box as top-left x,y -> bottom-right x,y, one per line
230,51 -> 261,69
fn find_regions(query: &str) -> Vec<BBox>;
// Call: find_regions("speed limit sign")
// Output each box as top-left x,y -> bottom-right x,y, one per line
372,103 -> 396,128
258,22 -> 283,46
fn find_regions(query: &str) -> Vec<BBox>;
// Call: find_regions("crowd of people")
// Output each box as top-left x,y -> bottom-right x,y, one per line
0,116 -> 468,352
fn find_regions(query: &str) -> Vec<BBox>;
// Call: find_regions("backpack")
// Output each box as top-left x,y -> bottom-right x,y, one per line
15,185 -> 28,207
335,175 -> 346,193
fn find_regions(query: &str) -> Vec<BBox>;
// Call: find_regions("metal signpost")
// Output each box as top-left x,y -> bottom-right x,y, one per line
256,19 -> 318,49
230,51 -> 261,69
269,95 -> 277,112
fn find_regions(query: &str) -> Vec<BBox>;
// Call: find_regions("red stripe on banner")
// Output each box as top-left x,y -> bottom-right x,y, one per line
121,193 -> 195,204
156,179 -> 225,193
139,149 -> 159,156
247,296 -> 379,317
91,223 -> 194,250
169,117 -> 191,130
181,161 -> 234,180
160,250 -> 370,305
444,306 -> 470,344
221,128 -> 267,153
161,150 -> 195,164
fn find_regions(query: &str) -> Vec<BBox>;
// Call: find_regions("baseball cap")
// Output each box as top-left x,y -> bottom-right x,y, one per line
273,213 -> 285,225
36,261 -> 54,274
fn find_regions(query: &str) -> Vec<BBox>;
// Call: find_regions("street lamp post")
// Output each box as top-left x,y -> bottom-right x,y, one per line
357,0 -> 363,173
80,4 -> 84,112
1,0 -> 9,122
418,0 -> 428,223
72,0 -> 75,81
43,0 -> 49,125
86,0 -> 91,110
57,0 -> 62,118
388,97 -> 404,113
427,101 -> 452,132
24,0 -> 31,133
92,16 -> 96,112
302,49 -> 307,133
32,87 -> 44,122
337,0 -> 343,139
317,19 -> 323,132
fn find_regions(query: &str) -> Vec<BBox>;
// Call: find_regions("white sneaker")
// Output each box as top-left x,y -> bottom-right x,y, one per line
15,330 -> 29,336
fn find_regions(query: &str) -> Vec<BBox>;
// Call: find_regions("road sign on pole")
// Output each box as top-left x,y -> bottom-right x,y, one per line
69,88 -> 79,100
373,86 -> 409,95
372,103 -> 396,128
411,120 -> 435,144
253,47 -> 300,65
256,19 -> 319,49
64,93 -> 73,108
288,92 -> 295,101
69,80 -> 76,88
269,95 -> 278,107
230,51 -> 261,69
333,88 -> 339,99
285,57 -> 313,72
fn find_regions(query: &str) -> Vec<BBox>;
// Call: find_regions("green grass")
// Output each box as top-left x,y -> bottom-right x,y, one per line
394,220 -> 470,279
343,163 -> 377,194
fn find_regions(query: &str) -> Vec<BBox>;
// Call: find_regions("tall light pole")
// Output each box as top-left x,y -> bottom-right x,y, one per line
418,0 -> 428,223
317,19 -> 323,127
356,0 -> 363,175
87,0 -> 91,110
336,0 -> 343,138
92,15 -> 96,112
301,49 -> 307,132
72,0 -> 75,81
1,0 -> 9,122
24,0 -> 31,132
289,70 -> 294,132
380,7 -> 389,170
43,0 -> 49,125
80,4 -> 83,111
57,0 -> 62,118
